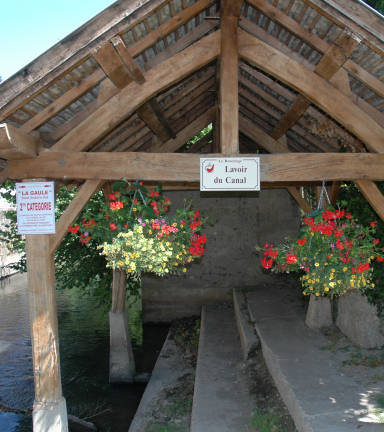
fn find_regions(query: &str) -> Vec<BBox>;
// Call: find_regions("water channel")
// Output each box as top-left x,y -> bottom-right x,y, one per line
0,273 -> 169,431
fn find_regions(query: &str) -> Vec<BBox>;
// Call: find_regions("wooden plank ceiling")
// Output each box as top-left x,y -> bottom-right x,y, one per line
1,0 -> 384,200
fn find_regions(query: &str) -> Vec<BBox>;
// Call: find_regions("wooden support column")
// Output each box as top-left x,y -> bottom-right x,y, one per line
109,269 -> 136,384
220,0 -> 242,154
25,179 -> 68,431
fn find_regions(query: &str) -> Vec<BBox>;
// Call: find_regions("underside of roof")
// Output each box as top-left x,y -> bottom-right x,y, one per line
1,0 -> 384,200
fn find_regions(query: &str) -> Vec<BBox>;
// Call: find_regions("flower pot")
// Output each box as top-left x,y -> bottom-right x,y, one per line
305,294 -> 332,328
336,290 -> 384,348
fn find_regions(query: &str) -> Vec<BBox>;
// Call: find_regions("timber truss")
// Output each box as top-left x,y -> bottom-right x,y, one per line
2,0 -> 384,235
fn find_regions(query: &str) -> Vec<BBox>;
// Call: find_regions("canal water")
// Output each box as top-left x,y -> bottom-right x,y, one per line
0,273 -> 169,431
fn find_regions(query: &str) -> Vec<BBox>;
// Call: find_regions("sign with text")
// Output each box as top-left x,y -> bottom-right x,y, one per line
200,157 -> 260,191
16,182 -> 56,234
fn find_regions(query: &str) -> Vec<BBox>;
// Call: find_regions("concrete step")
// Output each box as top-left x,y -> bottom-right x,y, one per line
191,306 -> 254,432
246,285 -> 384,432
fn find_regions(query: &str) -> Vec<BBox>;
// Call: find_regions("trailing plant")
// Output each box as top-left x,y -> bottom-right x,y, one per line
68,179 -> 209,276
337,181 -> 384,314
256,206 -> 384,298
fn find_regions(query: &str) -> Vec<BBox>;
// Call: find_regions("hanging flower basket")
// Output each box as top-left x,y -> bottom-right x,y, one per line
68,179 -> 209,276
255,206 -> 384,298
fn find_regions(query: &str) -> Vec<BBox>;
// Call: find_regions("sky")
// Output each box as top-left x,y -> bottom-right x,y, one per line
0,0 -> 116,82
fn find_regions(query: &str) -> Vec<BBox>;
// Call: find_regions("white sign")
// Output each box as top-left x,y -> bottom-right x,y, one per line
16,182 -> 56,234
200,157 -> 260,191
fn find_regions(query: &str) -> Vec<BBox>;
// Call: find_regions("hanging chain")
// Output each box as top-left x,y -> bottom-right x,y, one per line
317,181 -> 331,209
129,181 -> 147,217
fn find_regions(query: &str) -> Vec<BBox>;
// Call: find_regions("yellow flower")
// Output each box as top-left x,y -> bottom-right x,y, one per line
118,261 -> 124,266
183,268 -> 187,272
303,292 -> 306,295
331,269 -> 335,272
337,280 -> 341,284
316,279 -> 320,282
372,283 -> 375,287
310,287 -> 313,291
133,207 -> 137,211
325,288 -> 329,292
308,279 -> 312,283
316,292 -> 320,296
128,269 -> 132,273
351,275 -> 356,279
149,230 -> 152,234
330,282 -> 336,287
315,263 -> 319,267
126,241 -> 130,246
343,267 -> 347,272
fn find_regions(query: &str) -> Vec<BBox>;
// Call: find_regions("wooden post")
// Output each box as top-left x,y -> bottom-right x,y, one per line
26,233 -> 68,431
109,268 -> 136,383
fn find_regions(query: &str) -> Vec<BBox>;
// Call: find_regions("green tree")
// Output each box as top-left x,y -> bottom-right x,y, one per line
0,181 -> 141,302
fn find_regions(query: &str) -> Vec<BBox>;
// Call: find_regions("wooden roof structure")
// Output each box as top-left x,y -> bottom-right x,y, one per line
2,0 -> 384,229
4,1 -> 384,424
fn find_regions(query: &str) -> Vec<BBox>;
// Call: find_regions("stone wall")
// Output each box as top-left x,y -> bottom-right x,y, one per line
142,189 -> 301,322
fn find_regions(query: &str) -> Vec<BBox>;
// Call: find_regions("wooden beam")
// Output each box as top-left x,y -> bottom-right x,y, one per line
239,116 -> 290,154
220,16 -> 239,154
137,102 -> 171,143
239,17 -> 316,72
154,106 -> 215,152
128,0 -> 216,58
270,29 -> 360,140
185,130 -> 213,153
49,78 -> 119,141
221,0 -> 243,16
286,187 -> 313,214
19,69 -> 106,134
0,167 -> 9,187
239,115 -> 313,212
111,36 -> 146,85
355,179 -> 384,223
246,0 -> 329,53
142,18 -> 219,72
49,30 -> 221,153
25,233 -> 63,401
329,181 -> 342,206
50,179 -> 104,254
92,42 -> 134,89
0,123 -> 43,160
238,29 -> 384,153
0,0 -> 168,121
9,152 -> 384,182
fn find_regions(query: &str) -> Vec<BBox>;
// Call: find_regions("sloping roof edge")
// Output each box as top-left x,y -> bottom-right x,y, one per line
0,0 -> 165,115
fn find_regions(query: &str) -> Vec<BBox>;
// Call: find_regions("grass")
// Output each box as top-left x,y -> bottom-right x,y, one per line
369,393 -> 384,423
249,406 -> 293,432
144,425 -> 184,432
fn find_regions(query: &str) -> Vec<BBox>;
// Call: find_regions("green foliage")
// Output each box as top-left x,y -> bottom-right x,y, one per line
0,181 -> 140,302
363,0 -> 384,14
182,124 -> 212,151
256,207 -> 383,298
337,182 -> 384,315
249,406 -> 291,432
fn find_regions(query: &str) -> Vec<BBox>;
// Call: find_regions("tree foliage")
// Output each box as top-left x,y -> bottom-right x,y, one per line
0,181 -> 140,303
337,182 -> 384,314
363,0 -> 384,14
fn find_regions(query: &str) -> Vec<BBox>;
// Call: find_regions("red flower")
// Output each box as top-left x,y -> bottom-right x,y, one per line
377,256 -> 384,263
370,221 -> 377,227
68,224 -> 80,234
297,238 -> 306,246
110,223 -> 118,231
108,193 -> 117,201
346,213 -> 352,219
304,217 -> 314,226
261,257 -> 274,269
110,201 -> 124,210
124,224 -> 129,229
286,253 -> 297,265
373,239 -> 380,245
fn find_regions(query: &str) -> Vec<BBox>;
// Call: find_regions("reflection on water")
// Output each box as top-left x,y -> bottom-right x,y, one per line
0,273 -> 168,432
